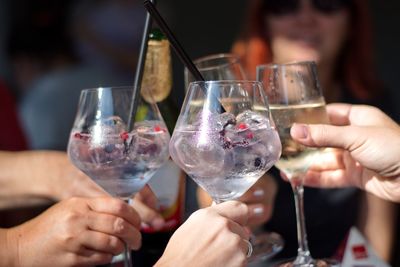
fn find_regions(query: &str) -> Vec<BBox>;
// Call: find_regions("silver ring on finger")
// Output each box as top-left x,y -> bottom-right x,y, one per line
244,239 -> 253,258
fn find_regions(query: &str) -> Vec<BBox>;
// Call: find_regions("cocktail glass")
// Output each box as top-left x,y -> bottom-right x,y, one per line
169,80 -> 282,262
67,86 -> 170,267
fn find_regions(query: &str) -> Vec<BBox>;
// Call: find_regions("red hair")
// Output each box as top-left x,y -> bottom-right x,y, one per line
232,0 -> 381,100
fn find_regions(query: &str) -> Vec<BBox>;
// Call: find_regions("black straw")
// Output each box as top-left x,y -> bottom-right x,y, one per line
128,0 -> 156,131
143,0 -> 225,112
143,0 -> 205,82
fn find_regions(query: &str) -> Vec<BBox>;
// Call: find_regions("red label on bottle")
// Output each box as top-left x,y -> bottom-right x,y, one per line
352,244 -> 368,259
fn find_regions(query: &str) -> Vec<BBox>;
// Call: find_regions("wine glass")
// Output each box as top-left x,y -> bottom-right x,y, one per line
257,61 -> 340,267
169,80 -> 282,261
186,53 -> 285,262
184,53 -> 247,88
67,86 -> 170,267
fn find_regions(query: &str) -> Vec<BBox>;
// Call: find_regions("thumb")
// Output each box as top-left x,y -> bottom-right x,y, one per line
290,123 -> 364,151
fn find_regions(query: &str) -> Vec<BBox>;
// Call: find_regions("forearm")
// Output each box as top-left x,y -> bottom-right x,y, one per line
358,192 -> 396,261
0,228 -> 17,267
0,151 -> 55,199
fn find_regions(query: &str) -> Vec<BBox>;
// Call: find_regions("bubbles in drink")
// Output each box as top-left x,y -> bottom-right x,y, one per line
68,118 -> 170,198
170,110 -> 281,201
270,101 -> 329,177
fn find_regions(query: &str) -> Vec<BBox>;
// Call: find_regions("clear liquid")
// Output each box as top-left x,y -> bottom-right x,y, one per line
270,101 -> 329,177
68,121 -> 170,198
170,125 -> 281,202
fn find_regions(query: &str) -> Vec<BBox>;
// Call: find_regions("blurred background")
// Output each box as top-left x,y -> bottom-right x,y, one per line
1,0 -> 399,110
0,0 -> 398,265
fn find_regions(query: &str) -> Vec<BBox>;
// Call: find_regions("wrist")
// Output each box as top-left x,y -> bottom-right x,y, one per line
0,228 -> 18,267
30,151 -> 65,200
155,251 -> 185,267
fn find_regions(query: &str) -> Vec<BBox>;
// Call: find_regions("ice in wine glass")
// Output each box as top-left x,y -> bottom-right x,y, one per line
170,110 -> 281,202
68,119 -> 170,199
169,80 -> 281,203
67,86 -> 170,267
68,87 -> 170,199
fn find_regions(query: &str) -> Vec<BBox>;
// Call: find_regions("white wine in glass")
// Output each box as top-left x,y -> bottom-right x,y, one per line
258,61 -> 340,267
271,100 -> 329,178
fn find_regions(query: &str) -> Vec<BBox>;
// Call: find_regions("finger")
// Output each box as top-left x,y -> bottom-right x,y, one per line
303,169 -> 349,188
239,186 -> 265,203
290,123 -> 365,151
239,238 -> 252,258
135,185 -> 158,210
131,198 -> 165,231
227,220 -> 250,240
73,250 -> 114,266
326,103 -> 352,125
79,231 -> 124,255
87,197 -> 141,229
211,201 -> 249,226
280,171 -> 290,182
247,203 -> 272,226
329,103 -> 397,128
308,148 -> 345,171
86,211 -> 142,250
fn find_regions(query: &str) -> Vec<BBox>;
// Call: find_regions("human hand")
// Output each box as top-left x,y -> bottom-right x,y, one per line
39,151 -> 165,228
131,185 -> 166,231
290,103 -> 400,202
237,174 -> 277,226
8,197 -> 142,267
155,201 -> 250,267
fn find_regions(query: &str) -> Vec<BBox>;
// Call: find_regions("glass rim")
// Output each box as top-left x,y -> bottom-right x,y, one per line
256,60 -> 317,70
192,53 -> 241,71
79,86 -> 138,93
188,80 -> 262,86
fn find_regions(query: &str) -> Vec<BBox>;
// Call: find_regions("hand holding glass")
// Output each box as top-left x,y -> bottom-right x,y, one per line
67,86 -> 170,266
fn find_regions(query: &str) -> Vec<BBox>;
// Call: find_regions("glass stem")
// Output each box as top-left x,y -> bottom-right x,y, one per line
292,183 -> 313,264
123,242 -> 133,267
123,198 -> 134,267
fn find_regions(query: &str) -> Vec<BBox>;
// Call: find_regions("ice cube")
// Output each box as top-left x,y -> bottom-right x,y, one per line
236,110 -> 270,129
233,142 -> 270,172
215,112 -> 236,132
102,116 -> 127,132
87,136 -> 125,164
172,133 -> 227,178
89,116 -> 127,139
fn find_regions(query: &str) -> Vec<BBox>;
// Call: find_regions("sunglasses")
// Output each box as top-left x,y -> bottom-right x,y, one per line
263,0 -> 351,15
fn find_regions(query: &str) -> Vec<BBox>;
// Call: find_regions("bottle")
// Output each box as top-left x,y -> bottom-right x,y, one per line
132,28 -> 185,267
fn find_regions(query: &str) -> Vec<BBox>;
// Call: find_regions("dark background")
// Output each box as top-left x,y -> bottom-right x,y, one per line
157,0 -> 400,110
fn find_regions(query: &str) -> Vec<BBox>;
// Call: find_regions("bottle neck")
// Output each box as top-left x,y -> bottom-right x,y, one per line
157,94 -> 179,134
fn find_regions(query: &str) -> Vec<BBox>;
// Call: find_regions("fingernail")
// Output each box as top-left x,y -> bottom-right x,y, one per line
253,189 -> 264,197
253,206 -> 264,215
291,124 -> 308,139
151,217 -> 165,230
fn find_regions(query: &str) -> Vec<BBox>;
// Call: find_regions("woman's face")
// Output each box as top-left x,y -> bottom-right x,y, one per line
265,0 -> 350,65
